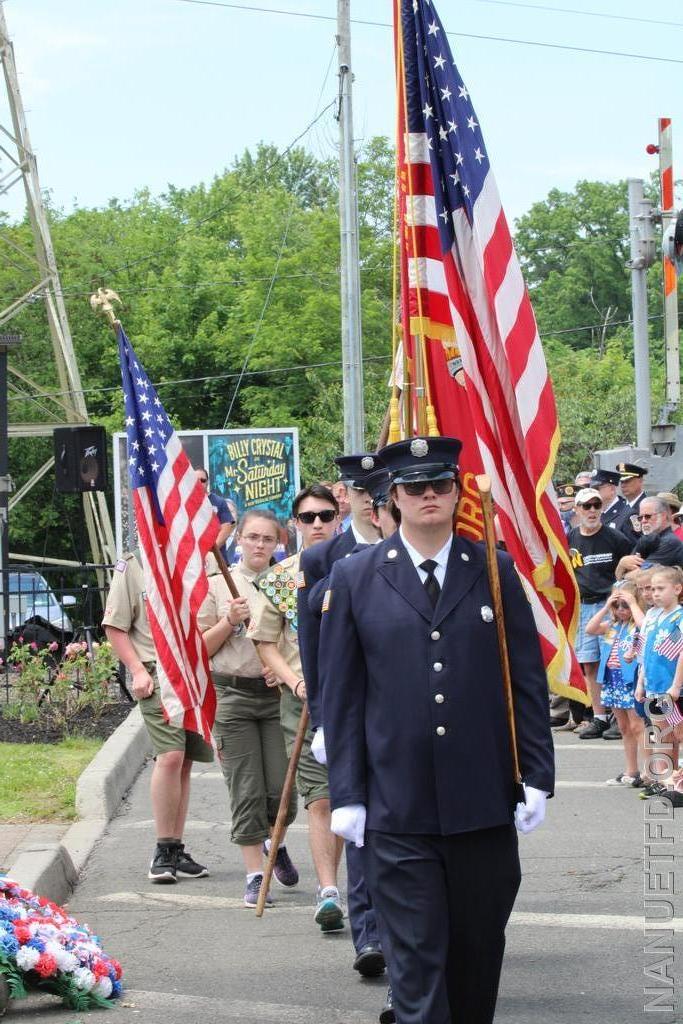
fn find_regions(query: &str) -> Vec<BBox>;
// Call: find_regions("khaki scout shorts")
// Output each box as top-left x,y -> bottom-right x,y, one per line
138,671 -> 214,762
279,687 -> 329,807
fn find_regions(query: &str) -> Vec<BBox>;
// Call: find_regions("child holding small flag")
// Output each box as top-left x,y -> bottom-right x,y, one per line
634,567 -> 683,800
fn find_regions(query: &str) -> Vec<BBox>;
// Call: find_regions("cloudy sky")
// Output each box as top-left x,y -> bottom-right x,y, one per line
2,0 -> 683,225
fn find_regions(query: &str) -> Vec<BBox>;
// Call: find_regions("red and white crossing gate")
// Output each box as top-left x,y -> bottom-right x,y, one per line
656,118 -> 680,412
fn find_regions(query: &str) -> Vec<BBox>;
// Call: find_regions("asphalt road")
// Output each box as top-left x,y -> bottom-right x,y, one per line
7,733 -> 681,1023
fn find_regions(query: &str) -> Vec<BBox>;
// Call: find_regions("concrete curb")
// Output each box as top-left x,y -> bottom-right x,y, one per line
7,705 -> 151,904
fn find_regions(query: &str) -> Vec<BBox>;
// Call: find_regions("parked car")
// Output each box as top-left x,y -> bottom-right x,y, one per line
7,570 -> 76,634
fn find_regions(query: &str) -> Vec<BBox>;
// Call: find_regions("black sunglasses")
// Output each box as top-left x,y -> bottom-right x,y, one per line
402,479 -> 455,497
297,509 -> 336,524
579,500 -> 602,511
198,476 -> 208,484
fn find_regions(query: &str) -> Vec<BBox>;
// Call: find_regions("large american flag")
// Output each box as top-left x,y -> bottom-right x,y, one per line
396,0 -> 586,699
118,326 -> 218,740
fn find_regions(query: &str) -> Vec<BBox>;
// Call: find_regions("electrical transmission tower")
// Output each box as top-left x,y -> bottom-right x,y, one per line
0,2 -> 114,570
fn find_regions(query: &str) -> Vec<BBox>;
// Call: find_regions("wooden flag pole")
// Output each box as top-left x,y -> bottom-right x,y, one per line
256,701 -> 309,916
475,474 -> 523,799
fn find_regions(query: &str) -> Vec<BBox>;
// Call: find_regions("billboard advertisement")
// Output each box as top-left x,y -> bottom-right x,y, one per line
113,427 -> 300,557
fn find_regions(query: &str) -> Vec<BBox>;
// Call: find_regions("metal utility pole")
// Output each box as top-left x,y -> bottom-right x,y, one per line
627,179 -> 656,451
337,0 -> 365,453
0,3 -> 114,577
0,334 -> 19,647
657,118 -> 680,417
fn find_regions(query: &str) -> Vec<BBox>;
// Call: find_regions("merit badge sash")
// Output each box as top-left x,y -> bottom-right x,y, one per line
258,563 -> 298,632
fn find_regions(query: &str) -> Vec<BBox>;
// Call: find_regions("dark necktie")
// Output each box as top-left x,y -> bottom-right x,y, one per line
420,559 -> 441,609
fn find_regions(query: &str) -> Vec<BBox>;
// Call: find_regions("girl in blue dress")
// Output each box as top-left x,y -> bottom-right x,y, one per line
585,582 -> 645,785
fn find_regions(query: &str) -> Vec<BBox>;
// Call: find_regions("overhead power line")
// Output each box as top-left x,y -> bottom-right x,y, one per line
6,309 -> 674,409
476,0 -> 683,31
170,0 -> 683,65
6,354 -> 394,406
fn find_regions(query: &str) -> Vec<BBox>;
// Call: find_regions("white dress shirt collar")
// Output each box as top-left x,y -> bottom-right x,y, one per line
351,521 -> 380,546
399,529 -> 452,587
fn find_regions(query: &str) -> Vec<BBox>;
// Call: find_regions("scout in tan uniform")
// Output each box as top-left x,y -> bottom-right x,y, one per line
102,552 -> 213,884
198,509 -> 299,908
246,484 -> 346,933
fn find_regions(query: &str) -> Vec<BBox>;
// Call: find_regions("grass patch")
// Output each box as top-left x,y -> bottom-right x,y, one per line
0,737 -> 102,822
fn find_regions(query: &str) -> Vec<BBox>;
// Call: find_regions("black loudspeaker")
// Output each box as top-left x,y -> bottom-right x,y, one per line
53,425 -> 108,493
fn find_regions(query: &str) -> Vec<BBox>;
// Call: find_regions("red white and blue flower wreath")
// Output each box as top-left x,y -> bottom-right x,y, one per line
0,876 -> 122,1013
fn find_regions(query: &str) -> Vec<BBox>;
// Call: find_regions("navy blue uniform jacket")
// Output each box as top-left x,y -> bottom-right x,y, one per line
297,528 -> 359,729
612,493 -> 644,546
320,533 -> 555,835
601,495 -> 628,531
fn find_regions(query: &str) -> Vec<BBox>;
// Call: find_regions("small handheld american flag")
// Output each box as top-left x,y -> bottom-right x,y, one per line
118,325 -> 218,740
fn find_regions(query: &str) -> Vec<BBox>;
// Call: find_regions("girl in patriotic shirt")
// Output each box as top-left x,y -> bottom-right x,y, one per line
634,566 -> 683,797
585,582 -> 645,786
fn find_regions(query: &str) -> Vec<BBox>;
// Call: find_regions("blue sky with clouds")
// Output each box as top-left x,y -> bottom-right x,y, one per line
2,0 -> 683,225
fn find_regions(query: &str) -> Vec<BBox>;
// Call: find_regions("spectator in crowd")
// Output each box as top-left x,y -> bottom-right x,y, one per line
556,483 -> 578,536
584,582 -> 645,784
195,467 -> 235,562
331,479 -> 352,532
614,463 -> 648,544
575,470 -> 592,488
567,488 -> 632,738
616,496 -> 683,578
634,566 -> 683,805
632,567 -> 656,609
657,491 -> 681,521
198,510 -> 299,907
673,506 -> 683,542
590,468 -> 627,530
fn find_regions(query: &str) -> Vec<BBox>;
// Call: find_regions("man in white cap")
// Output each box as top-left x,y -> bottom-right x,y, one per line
567,488 -> 632,738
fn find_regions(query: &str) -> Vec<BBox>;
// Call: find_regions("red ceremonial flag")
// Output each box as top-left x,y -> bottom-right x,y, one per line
118,325 -> 219,738
395,0 -> 587,701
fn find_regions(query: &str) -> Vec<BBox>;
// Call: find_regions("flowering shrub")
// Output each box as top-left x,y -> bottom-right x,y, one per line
4,638 -> 118,730
0,876 -> 122,1009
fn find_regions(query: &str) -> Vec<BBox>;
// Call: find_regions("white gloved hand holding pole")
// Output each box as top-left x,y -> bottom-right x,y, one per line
330,804 -> 366,848
311,727 -> 327,765
514,785 -> 548,835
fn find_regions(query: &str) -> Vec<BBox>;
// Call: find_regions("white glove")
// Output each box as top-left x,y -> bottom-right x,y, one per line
330,804 -> 366,848
311,727 -> 327,765
514,785 -> 548,835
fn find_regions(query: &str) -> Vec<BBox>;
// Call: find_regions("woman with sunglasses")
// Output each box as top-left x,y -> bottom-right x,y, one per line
198,508 -> 299,907
584,582 -> 646,785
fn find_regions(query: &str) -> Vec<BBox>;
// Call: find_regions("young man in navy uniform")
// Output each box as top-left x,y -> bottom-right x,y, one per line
590,468 -> 627,530
298,454 -> 386,986
320,436 -> 554,1024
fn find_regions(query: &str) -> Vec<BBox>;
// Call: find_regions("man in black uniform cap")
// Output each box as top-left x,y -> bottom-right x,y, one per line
320,436 -> 554,1024
590,468 -> 627,530
613,462 -> 648,545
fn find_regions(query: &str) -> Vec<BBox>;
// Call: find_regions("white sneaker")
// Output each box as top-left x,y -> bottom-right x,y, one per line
606,773 -> 637,786
314,886 -> 345,931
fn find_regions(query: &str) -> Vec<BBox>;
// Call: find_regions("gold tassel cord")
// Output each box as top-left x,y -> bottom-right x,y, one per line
396,14 -> 439,438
